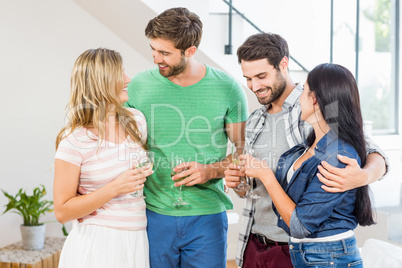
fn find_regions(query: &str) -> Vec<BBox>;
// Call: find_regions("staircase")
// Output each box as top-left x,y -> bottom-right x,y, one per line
73,0 -> 308,115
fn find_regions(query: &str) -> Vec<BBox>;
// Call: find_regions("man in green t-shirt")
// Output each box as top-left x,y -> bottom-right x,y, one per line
125,7 -> 248,268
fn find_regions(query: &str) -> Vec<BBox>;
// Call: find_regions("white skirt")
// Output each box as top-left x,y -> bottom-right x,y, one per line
58,224 -> 149,268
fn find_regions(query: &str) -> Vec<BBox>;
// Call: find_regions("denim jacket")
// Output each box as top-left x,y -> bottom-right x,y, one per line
274,129 -> 361,239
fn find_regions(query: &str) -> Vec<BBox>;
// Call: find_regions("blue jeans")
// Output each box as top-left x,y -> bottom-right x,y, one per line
146,209 -> 228,268
289,236 -> 363,267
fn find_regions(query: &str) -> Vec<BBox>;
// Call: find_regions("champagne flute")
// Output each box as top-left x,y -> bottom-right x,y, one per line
170,156 -> 189,207
232,141 -> 251,193
131,150 -> 154,198
244,146 -> 261,199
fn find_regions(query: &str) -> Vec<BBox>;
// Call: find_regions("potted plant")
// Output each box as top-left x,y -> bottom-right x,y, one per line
2,184 -> 54,250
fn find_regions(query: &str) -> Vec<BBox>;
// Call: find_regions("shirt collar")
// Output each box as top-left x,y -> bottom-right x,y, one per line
282,83 -> 303,110
260,83 -> 303,112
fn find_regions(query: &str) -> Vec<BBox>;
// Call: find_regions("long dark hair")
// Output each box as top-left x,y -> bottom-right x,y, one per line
306,63 -> 375,226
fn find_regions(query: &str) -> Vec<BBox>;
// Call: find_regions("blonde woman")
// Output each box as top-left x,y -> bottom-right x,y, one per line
54,48 -> 151,267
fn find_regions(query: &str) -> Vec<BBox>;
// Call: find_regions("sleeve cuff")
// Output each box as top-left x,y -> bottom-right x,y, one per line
289,209 -> 311,239
365,135 -> 390,179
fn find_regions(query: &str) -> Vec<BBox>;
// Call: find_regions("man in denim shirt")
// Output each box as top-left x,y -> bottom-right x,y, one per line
225,32 -> 389,268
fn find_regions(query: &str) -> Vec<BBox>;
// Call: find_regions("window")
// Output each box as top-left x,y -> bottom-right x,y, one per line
357,0 -> 399,134
216,0 -> 400,134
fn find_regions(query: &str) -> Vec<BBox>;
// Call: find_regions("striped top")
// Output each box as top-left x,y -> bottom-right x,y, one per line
55,108 -> 148,231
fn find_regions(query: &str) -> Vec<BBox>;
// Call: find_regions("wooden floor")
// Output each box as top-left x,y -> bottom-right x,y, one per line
226,260 -> 238,268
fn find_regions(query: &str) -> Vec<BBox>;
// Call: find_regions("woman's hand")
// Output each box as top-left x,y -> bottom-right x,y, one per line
241,154 -> 274,182
110,166 -> 153,195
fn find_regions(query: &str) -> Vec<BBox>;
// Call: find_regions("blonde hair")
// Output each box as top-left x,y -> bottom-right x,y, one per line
56,48 -> 145,150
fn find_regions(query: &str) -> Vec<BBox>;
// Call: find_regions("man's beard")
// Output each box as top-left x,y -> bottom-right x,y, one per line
258,71 -> 286,105
159,55 -> 186,77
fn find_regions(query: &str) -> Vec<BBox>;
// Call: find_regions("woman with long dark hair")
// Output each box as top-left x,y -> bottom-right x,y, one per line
243,63 -> 374,267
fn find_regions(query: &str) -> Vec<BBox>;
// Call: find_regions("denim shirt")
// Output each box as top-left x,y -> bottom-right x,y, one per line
274,129 -> 361,239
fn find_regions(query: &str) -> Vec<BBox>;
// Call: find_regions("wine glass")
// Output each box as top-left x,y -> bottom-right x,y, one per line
244,146 -> 261,199
170,156 -> 189,207
232,141 -> 251,193
131,150 -> 154,198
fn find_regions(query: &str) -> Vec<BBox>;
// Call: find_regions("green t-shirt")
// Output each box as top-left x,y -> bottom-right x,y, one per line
125,65 -> 248,216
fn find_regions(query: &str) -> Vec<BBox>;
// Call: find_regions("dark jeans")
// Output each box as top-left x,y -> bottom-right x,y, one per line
243,234 -> 293,268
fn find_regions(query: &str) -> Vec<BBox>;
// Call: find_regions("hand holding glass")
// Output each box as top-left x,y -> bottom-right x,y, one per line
232,141 -> 251,193
170,156 -> 189,207
131,150 -> 154,198
244,147 -> 261,199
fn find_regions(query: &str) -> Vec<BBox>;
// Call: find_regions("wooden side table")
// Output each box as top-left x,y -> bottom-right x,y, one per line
0,237 -> 65,268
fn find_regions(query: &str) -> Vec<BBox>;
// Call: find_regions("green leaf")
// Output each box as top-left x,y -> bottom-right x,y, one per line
1,185 -> 54,226
62,224 -> 69,236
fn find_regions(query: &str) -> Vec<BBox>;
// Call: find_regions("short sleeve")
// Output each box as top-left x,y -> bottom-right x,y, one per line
225,80 -> 249,124
125,107 -> 148,144
55,135 -> 84,167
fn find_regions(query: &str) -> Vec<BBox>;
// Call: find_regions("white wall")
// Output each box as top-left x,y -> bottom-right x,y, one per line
0,0 -> 153,247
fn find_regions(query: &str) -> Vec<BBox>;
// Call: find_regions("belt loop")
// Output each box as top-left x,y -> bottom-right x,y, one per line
341,239 -> 347,253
